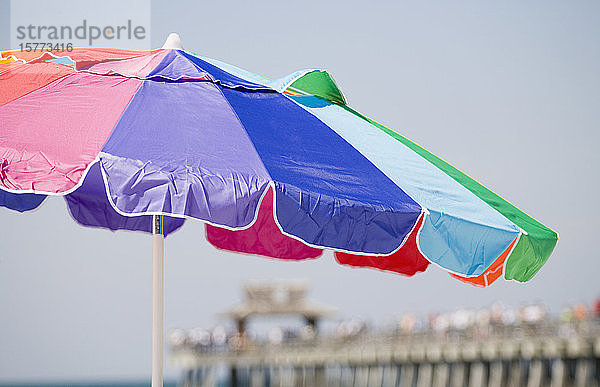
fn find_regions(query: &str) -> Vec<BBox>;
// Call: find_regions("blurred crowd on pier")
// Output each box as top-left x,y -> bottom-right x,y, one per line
394,299 -> 599,339
170,298 -> 600,352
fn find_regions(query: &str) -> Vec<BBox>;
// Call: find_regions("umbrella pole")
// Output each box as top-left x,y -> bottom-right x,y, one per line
152,215 -> 165,387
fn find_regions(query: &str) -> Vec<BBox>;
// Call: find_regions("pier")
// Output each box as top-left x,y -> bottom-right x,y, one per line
170,282 -> 600,386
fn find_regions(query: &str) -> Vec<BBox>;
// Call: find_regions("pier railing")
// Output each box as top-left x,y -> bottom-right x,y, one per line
171,318 -> 600,386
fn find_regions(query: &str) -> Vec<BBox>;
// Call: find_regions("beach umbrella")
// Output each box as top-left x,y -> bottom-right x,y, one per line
0,34 -> 557,386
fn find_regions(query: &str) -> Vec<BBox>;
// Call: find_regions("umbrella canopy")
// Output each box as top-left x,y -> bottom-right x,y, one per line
1,35 -> 557,288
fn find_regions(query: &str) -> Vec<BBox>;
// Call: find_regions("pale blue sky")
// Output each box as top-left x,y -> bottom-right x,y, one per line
1,0 -> 599,383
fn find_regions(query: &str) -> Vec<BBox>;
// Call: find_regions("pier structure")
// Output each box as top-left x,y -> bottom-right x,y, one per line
170,282 -> 600,386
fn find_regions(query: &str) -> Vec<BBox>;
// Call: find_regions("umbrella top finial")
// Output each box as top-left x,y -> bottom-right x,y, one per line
161,33 -> 184,50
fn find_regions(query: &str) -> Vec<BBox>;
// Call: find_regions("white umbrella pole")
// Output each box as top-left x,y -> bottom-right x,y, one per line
152,215 -> 165,387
